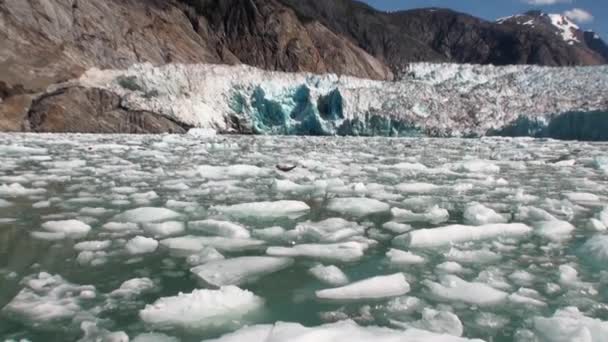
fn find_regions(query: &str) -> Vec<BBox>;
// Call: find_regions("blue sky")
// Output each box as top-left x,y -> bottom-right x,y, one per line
361,0 -> 607,39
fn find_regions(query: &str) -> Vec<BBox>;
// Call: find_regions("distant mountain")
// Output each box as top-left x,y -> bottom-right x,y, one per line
0,0 -> 606,133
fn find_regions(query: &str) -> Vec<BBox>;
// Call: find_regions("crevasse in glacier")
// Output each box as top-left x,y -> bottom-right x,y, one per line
78,63 -> 608,138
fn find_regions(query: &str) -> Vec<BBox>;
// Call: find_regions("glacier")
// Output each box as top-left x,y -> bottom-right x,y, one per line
76,62 -> 608,138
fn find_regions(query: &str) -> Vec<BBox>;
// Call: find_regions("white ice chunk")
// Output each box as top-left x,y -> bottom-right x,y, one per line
102,222 -> 139,232
0,183 -> 46,197
213,201 -> 310,220
450,160 -> 500,173
266,242 -> 368,263
143,221 -> 185,238
186,247 -> 225,266
563,192 -> 600,204
132,333 -> 179,342
40,220 -> 91,239
126,236 -> 159,254
74,240 -> 112,252
381,221 -> 412,234
161,235 -> 265,254
386,249 -> 426,265
533,307 -> 608,342
188,128 -> 217,138
445,248 -> 500,264
204,320 -> 483,342
581,235 -> 608,265
326,197 -> 390,217
191,257 -> 293,287
396,308 -> 464,337
0,199 -> 13,207
283,218 -> 364,243
198,165 -> 267,179
309,265 -> 349,286
424,274 -> 508,306
110,278 -> 155,298
189,220 -> 251,238
316,273 -> 410,301
394,223 -> 532,248
395,182 -> 439,194
139,286 -> 264,331
2,273 -> 96,323
391,206 -> 449,224
463,203 -> 507,226
533,220 -> 576,241
113,207 -> 181,223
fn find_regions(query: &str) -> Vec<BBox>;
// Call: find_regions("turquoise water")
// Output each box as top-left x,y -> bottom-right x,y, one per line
0,134 -> 607,341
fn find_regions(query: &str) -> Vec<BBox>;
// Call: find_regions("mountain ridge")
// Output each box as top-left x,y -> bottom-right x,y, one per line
0,0 -> 606,133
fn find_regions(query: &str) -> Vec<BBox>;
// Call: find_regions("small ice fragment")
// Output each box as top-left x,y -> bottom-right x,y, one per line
139,286 -> 264,331
126,236 -> 159,254
189,220 -> 251,238
102,222 -> 139,231
424,274 -> 508,306
309,265 -> 349,286
161,235 -> 265,254
40,220 -> 91,239
143,221 -> 185,238
394,223 -> 532,248
386,249 -> 426,265
463,203 -> 507,226
533,307 -> 608,341
391,206 -> 449,224
533,220 -> 575,241
266,242 -> 367,263
113,207 -> 181,223
316,273 -> 410,301
74,240 -> 111,252
436,262 -> 465,274
326,197 -> 390,217
381,221 -> 412,234
213,201 -> 310,220
395,182 -> 438,194
191,257 -> 293,287
186,247 -> 225,266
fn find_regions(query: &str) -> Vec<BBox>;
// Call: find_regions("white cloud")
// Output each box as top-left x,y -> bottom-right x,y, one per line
524,0 -> 571,5
563,8 -> 594,23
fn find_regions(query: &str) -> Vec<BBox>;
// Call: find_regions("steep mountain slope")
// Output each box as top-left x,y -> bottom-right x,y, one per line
0,0 -> 606,133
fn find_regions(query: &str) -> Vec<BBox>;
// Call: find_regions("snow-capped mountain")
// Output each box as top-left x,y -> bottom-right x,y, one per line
497,11 -> 607,62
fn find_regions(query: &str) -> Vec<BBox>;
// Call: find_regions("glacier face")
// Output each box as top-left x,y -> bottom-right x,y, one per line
77,62 -> 608,138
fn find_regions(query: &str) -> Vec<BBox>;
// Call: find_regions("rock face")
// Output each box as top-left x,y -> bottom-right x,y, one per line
26,87 -> 189,133
0,0 -> 606,133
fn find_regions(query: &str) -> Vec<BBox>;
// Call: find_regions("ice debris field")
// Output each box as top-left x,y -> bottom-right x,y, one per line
0,133 -> 608,341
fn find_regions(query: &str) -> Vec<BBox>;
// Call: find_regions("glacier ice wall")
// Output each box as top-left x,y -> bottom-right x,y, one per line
77,63 -> 608,138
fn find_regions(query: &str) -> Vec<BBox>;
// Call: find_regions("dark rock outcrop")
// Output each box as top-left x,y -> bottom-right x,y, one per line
26,87 -> 189,133
0,0 -> 606,133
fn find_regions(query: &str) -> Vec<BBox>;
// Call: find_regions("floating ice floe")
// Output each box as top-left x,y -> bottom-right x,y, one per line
316,273 -> 409,301
326,197 -> 390,217
2,273 -> 97,324
449,160 -> 500,174
126,236 -> 159,254
191,257 -> 293,287
533,220 -> 576,241
463,203 -> 507,226
74,240 -> 112,252
391,206 -> 449,224
33,220 -> 92,240
198,165 -> 267,179
160,235 -> 265,255
188,128 -> 217,138
132,333 -> 180,342
139,286 -> 264,331
189,220 -> 251,238
0,183 -> 46,197
392,308 -> 464,337
187,247 -> 225,266
580,235 -> 608,267
562,192 -> 601,204
113,208 -> 182,223
283,218 -> 364,243
266,242 -> 368,263
424,274 -> 509,306
395,182 -> 439,194
445,248 -> 500,264
102,222 -> 139,232
143,221 -> 186,238
110,278 -> 155,298
204,320 -> 484,342
386,249 -> 426,265
533,307 -> 608,341
0,198 -> 12,207
213,201 -> 310,220
309,265 -> 349,286
436,262 -> 465,274
381,221 -> 412,234
394,223 -> 532,248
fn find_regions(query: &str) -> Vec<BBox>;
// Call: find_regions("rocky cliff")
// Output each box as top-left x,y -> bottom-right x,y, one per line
0,0 -> 606,133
